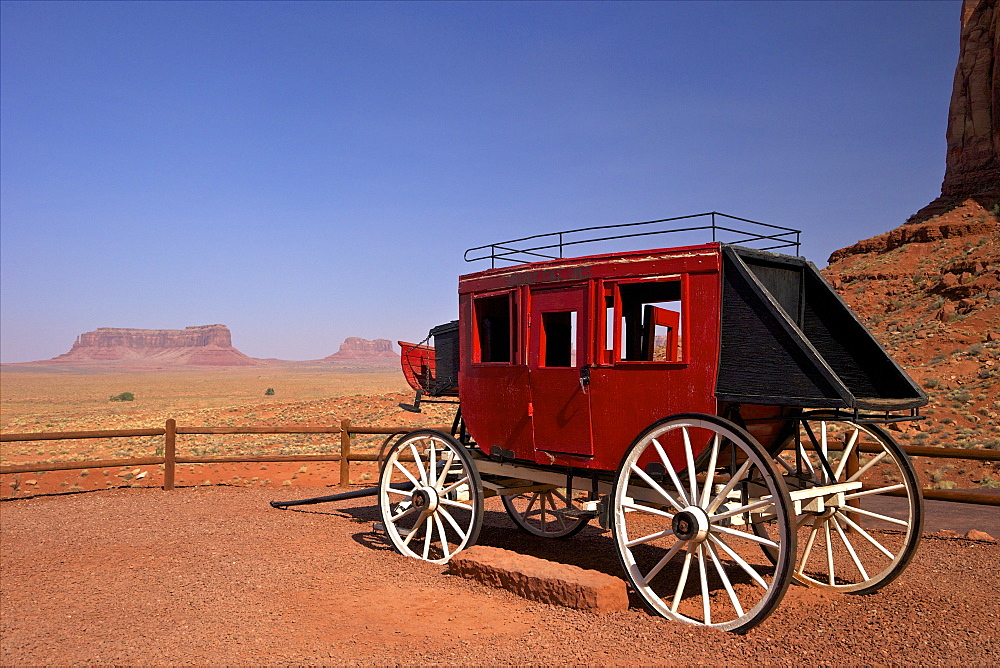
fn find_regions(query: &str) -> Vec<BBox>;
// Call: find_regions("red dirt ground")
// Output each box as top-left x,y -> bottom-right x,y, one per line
2,485 -> 998,666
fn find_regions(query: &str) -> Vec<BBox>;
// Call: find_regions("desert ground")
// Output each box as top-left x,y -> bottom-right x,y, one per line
2,365 -> 999,665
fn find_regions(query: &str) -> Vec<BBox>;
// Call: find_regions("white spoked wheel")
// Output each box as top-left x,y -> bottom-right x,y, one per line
377,430 -> 484,564
762,415 -> 923,593
502,487 -> 590,539
612,414 -> 795,633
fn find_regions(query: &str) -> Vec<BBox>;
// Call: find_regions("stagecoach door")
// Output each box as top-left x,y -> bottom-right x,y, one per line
528,286 -> 594,456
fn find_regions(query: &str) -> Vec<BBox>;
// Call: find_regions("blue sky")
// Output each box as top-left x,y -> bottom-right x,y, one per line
1,1 -> 961,363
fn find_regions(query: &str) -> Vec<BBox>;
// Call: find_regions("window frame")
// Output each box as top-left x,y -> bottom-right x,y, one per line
471,289 -> 519,365
603,275 -> 688,366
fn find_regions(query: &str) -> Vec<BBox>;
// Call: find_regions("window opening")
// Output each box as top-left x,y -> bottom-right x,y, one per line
617,281 -> 682,362
474,294 -> 514,363
542,310 -> 577,367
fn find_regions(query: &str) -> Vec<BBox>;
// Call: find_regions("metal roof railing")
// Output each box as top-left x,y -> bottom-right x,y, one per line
463,211 -> 802,268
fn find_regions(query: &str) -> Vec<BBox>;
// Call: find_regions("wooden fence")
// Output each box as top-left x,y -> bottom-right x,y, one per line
1,421 -> 998,505
0,419 -> 447,489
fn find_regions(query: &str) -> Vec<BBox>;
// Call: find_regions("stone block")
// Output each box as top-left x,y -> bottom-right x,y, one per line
449,546 -> 628,613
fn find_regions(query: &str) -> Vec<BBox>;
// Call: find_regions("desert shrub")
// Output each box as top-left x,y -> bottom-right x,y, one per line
924,377 -> 940,389
265,387 -> 275,396
967,343 -> 984,356
109,392 -> 135,402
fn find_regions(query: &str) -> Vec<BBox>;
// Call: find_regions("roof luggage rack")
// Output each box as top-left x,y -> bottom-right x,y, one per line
464,211 -> 801,268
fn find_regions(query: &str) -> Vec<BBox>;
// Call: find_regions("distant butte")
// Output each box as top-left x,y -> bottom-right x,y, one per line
320,337 -> 398,362
40,324 -> 263,367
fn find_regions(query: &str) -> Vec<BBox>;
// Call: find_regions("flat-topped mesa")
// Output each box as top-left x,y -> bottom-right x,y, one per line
72,324 -> 233,349
322,337 -> 398,361
46,324 -> 261,366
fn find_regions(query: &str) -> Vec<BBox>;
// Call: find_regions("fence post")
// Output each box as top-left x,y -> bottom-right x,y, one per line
340,419 -> 351,487
164,419 -> 176,491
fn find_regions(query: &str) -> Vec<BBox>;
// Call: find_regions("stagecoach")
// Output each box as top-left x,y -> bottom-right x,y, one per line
287,213 -> 928,632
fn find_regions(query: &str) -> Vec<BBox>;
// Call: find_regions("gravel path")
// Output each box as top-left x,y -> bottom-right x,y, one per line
2,486 -> 998,666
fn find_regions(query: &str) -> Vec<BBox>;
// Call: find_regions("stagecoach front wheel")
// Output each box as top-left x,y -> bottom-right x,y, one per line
502,487 -> 590,539
761,415 -> 923,593
378,430 -> 484,564
611,414 -> 795,633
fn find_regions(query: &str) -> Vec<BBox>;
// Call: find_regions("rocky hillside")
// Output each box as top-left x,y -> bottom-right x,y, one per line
823,200 -> 1000,463
43,324 -> 262,367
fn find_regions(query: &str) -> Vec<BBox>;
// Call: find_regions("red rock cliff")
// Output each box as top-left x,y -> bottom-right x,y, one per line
46,324 -> 262,366
914,0 -> 999,220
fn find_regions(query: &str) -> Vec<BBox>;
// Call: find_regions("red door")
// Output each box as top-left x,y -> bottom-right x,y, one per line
529,286 -> 593,456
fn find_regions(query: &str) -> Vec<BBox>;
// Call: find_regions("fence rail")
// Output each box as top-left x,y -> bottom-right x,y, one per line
2,421 -> 998,505
0,419 -> 448,489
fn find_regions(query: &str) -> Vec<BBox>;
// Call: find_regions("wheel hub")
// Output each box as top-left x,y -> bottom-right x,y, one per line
411,487 -> 439,513
672,506 -> 710,543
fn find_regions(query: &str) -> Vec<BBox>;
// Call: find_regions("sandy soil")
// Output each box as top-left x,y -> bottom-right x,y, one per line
2,485 -> 998,666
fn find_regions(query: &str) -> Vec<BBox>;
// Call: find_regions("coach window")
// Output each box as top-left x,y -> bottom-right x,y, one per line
614,280 -> 683,363
474,293 -> 516,363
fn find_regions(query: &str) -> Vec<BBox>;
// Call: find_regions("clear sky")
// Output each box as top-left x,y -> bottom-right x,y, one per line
1,1 -> 961,363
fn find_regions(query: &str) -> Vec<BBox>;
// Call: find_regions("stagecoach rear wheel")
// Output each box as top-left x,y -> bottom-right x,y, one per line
611,414 -> 795,633
502,487 -> 590,539
757,415 -> 923,593
377,429 -> 484,564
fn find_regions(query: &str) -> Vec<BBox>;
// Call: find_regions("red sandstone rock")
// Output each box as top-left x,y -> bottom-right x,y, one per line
912,0 -> 999,221
42,324 -> 262,367
965,529 -> 997,541
448,545 -> 629,613
321,337 -> 398,361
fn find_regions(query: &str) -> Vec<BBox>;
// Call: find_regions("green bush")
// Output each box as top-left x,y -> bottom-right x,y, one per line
109,392 -> 135,402
265,387 -> 275,396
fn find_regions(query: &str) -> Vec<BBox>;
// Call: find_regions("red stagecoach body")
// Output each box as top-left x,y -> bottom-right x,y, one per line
403,239 -> 925,475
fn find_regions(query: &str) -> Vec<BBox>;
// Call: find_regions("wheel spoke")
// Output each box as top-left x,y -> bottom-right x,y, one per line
708,534 -> 768,589
386,486 -> 413,497
437,505 -> 468,542
636,538 -> 685,586
670,549 -> 694,613
542,492 -> 551,533
402,513 -> 427,547
441,475 -> 470,496
697,544 -> 711,625
409,442 -> 428,484
434,514 -> 451,561
439,497 -> 473,512
844,483 -> 906,500
706,539 -> 744,618
392,459 -> 421,487
712,523 -> 779,548
837,513 -> 897,559
774,453 -> 796,474
825,520 -> 835,585
622,501 -> 675,519
630,461 -> 686,513
650,438 -> 691,507
626,528 -> 676,548
832,515 -> 869,581
422,515 -> 433,560
797,520 -> 821,576
833,427 -> 860,480
699,435 -> 721,508
435,451 -> 455,488
682,427 -> 698,506
706,460 -> 753,514
849,451 -> 889,481
390,505 -> 417,523
710,497 -> 773,522
838,503 -> 909,527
